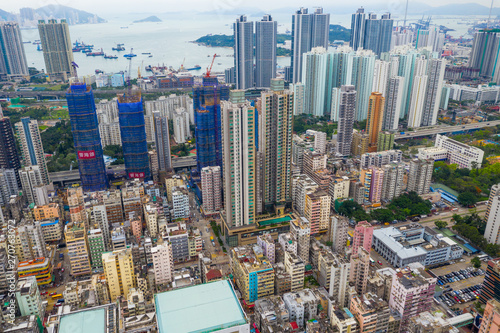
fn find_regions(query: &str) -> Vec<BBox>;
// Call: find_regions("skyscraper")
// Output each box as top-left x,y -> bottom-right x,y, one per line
221,90 -> 256,228
351,50 -> 376,121
19,166 -> 44,206
259,79 -> 294,211
117,91 -> 151,180
479,259 -> 500,304
0,22 -> 28,76
352,11 -> 393,56
66,82 -> 108,191
336,85 -> 356,156
382,76 -> 404,130
255,15 -> 277,88
366,92 -> 385,152
37,19 -> 74,79
484,184 -> 500,245
350,8 -> 366,51
234,15 -> 254,90
407,75 -> 428,128
15,117 -> 49,184
193,76 -> 230,171
102,248 -> 136,301
302,47 -> 330,116
291,7 -> 330,83
152,111 -> 172,171
0,107 -> 21,187
421,58 -> 446,127
469,30 -> 500,80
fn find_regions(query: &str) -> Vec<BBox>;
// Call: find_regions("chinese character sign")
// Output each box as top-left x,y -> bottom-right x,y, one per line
129,172 -> 145,179
77,150 -> 96,160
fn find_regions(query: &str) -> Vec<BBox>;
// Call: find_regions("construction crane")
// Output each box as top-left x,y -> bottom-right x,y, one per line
138,60 -> 143,79
205,54 -> 217,78
71,61 -> 79,80
180,57 -> 185,71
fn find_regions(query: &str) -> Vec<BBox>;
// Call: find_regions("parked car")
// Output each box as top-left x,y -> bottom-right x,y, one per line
49,292 -> 57,296
378,261 -> 383,266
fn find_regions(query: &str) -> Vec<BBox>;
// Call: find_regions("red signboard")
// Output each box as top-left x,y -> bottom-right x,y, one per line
129,172 -> 145,178
77,150 -> 95,159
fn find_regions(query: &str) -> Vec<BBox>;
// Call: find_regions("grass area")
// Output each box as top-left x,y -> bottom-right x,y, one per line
38,125 -> 48,131
42,108 -> 69,120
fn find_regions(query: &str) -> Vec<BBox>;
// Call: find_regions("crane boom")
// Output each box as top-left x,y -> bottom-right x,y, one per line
205,54 -> 217,78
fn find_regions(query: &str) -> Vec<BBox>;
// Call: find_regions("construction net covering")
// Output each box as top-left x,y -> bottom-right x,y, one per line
117,98 -> 151,180
66,83 -> 108,191
193,77 -> 229,171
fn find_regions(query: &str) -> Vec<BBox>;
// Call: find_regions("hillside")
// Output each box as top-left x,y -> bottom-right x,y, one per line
133,16 -> 162,23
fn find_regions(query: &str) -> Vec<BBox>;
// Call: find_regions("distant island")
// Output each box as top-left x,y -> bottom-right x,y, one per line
133,16 -> 162,23
7,4 -> 107,24
194,25 -> 350,51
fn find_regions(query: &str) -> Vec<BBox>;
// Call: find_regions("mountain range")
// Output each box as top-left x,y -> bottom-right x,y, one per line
0,5 -> 105,24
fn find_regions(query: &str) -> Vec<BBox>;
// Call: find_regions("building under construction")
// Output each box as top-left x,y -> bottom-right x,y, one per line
117,90 -> 151,181
66,82 -> 108,191
193,76 -> 229,171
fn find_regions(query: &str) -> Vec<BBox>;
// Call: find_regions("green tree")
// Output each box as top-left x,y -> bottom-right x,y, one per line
470,256 -> 481,269
457,191 -> 477,207
435,220 -> 448,229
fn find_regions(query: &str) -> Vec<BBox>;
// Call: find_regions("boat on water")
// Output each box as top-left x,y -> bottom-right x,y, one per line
104,54 -> 118,59
112,45 -> 125,51
148,55 -> 153,58
87,48 -> 105,57
186,65 -> 201,71
95,69 -> 103,74
120,26 -> 128,29
142,52 -> 151,55
73,40 -> 93,52
23,41 -> 31,44
37,44 -> 42,51
124,48 -> 137,58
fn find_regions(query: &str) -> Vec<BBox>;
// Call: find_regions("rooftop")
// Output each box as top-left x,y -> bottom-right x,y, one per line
155,280 -> 247,333
58,308 -> 106,333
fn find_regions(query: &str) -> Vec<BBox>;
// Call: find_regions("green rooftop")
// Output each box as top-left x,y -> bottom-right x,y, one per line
257,215 -> 292,226
59,308 -> 105,333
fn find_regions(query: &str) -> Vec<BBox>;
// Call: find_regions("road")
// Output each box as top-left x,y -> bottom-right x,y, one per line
394,120 -> 500,139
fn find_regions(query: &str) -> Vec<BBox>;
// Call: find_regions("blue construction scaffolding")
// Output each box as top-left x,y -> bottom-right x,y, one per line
117,91 -> 151,181
193,76 -> 229,172
66,83 -> 108,191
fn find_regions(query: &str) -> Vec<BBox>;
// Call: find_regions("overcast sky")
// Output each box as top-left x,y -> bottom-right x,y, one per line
3,0 -> 495,15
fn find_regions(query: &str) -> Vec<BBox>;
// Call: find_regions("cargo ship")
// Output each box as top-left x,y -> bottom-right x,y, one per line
95,69 -> 104,74
186,65 -> 201,71
87,48 -> 104,56
112,43 -> 125,51
104,54 -> 118,59
123,48 -> 137,58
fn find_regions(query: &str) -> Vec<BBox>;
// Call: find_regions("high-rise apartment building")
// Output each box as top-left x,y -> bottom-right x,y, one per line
102,248 -> 136,300
352,50 -> 376,121
363,13 -> 393,55
15,276 -> 44,319
480,259 -> 500,304
381,162 -> 405,202
329,215 -> 348,254
284,251 -> 305,292
350,247 -> 370,295
37,19 -> 74,79
152,241 -> 174,286
67,187 -> 86,224
329,253 -> 351,308
0,108 -> 21,187
234,15 -> 254,90
360,149 -> 403,169
255,15 -> 277,88
304,188 -> 330,234
117,91 -> 151,180
389,264 -> 436,332
421,58 -> 446,127
92,205 -> 110,250
377,131 -> 395,152
407,158 -> 434,195
336,85 -> 356,156
469,30 -> 500,82
366,92 -> 385,152
382,76 -> 404,130
200,166 -> 222,214
352,221 -> 374,254
152,111 -> 172,172
65,222 -> 92,277
259,79 -> 294,211
291,7 -> 330,83
0,169 -> 19,206
485,184 -> 500,245
479,299 -> 500,333
19,166 -> 44,206
66,82 -> 108,191
88,228 -> 105,271
172,107 -> 190,144
350,292 -> 391,333
193,76 -> 230,171
350,7 -> 366,51
290,217 -> 310,263
15,117 -> 49,184
0,22 -> 28,76
221,90 -> 256,228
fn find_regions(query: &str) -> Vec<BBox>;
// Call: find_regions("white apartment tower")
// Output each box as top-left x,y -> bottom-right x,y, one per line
201,166 -> 222,213
484,184 -> 500,245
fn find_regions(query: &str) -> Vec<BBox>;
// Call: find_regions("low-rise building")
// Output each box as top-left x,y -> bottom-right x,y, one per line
330,307 -> 358,333
15,276 -> 44,320
350,292 -> 391,333
40,219 -> 62,242
283,289 -> 318,328
18,257 -> 52,286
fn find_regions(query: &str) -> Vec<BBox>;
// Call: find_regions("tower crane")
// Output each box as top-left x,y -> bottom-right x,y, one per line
205,54 -> 217,78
